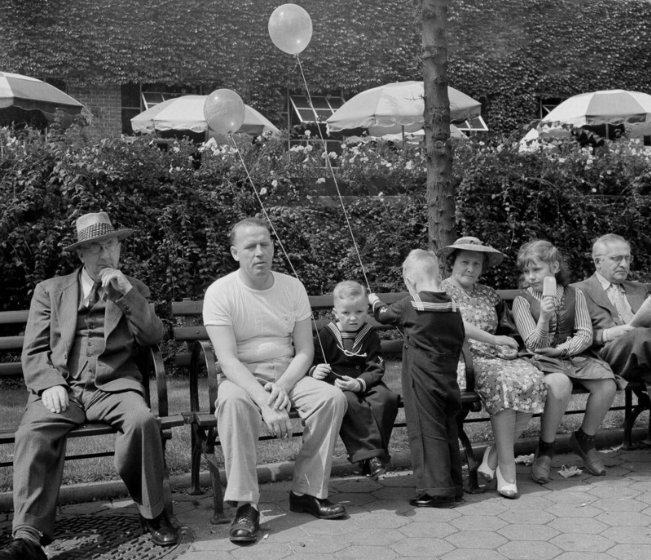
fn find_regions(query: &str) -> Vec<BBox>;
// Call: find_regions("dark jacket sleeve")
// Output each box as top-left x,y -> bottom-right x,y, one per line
372,298 -> 406,327
114,276 -> 165,346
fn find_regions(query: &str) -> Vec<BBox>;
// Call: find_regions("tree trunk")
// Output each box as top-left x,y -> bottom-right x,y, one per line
422,0 -> 455,253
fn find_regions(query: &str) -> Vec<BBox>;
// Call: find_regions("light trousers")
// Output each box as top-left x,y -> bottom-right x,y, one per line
216,376 -> 347,504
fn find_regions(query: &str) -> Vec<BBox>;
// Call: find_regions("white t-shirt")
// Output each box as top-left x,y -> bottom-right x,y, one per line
203,270 -> 312,381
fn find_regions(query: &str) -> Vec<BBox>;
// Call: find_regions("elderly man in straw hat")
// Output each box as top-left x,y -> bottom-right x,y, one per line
0,212 -> 178,560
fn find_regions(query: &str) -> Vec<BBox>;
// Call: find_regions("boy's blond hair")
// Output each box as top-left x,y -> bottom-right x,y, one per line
402,249 -> 440,282
333,280 -> 367,303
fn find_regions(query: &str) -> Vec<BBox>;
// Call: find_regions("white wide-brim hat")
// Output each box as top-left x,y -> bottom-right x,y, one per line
439,236 -> 505,269
64,211 -> 134,251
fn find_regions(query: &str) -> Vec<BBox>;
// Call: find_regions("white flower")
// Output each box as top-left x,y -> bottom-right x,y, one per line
172,146 -> 180,153
305,130 -> 311,138
316,178 -> 326,184
271,180 -> 278,188
259,187 -> 268,195
304,145 -> 313,152
328,152 -> 338,159
405,161 -> 413,170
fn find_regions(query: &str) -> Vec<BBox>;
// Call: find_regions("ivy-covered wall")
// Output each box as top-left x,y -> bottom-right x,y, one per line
1,0 -> 651,133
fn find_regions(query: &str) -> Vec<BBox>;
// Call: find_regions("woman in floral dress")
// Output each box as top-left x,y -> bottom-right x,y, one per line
440,237 -> 547,499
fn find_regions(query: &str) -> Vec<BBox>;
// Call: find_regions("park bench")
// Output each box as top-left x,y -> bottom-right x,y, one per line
173,288 -> 651,523
0,307 -> 184,515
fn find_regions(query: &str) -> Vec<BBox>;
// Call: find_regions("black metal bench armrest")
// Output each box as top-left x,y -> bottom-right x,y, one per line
190,339 -> 220,415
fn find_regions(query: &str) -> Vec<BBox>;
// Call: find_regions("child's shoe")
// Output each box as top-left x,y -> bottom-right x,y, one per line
359,457 -> 386,480
408,494 -> 456,508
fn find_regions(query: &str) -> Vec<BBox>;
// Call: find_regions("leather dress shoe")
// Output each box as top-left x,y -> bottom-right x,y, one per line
531,447 -> 553,484
229,504 -> 260,543
408,494 -> 457,508
360,457 -> 387,479
289,491 -> 346,519
570,432 -> 606,476
0,538 -> 47,560
141,511 -> 179,547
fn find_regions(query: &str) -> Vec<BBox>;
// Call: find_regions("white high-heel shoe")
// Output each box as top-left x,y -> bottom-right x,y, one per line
478,446 -> 496,482
496,466 -> 519,499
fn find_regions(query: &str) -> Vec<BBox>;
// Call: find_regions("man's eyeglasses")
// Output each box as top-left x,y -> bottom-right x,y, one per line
82,238 -> 120,255
596,254 -> 634,264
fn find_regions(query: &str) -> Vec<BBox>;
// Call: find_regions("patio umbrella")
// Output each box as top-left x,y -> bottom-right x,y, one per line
0,71 -> 84,119
326,81 -> 482,135
130,95 -> 280,138
541,90 -> 651,138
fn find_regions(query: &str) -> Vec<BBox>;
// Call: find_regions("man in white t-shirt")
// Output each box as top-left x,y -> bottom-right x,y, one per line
203,217 -> 347,543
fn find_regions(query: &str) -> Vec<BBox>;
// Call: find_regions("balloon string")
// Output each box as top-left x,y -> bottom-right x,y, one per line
294,55 -> 372,295
228,133 -> 328,362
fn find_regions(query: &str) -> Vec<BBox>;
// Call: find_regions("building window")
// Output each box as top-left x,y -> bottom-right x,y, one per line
537,95 -> 566,120
285,91 -> 345,156
454,115 -> 488,133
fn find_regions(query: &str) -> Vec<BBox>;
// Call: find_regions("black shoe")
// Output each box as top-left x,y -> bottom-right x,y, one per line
409,494 -> 457,508
0,538 -> 47,560
140,511 -> 179,547
289,491 -> 346,519
363,457 -> 387,480
570,432 -> 606,476
229,504 -> 260,543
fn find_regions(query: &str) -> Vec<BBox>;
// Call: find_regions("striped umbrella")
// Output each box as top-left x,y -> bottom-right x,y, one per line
0,72 -> 84,117
542,90 -> 651,137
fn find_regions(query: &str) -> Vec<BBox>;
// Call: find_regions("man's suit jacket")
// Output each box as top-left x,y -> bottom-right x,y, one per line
21,268 -> 165,396
571,273 -> 650,347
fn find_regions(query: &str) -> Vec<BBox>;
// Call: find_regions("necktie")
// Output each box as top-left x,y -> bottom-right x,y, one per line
88,281 -> 102,307
609,284 -> 634,324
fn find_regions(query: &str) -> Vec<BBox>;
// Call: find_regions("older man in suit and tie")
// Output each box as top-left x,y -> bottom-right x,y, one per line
0,212 -> 178,560
572,234 -> 651,383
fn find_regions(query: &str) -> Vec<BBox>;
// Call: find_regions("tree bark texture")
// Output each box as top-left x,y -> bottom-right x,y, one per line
422,0 -> 456,253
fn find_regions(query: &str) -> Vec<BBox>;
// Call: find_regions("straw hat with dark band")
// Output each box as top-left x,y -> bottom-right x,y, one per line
439,236 -> 505,269
64,212 -> 134,251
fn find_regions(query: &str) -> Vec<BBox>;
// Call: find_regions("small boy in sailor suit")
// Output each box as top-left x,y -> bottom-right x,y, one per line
369,249 -> 467,508
311,281 -> 400,479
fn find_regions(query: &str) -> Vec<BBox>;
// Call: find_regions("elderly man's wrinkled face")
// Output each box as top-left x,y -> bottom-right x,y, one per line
77,236 -> 121,281
450,250 -> 485,291
595,240 -> 632,284
231,225 -> 274,282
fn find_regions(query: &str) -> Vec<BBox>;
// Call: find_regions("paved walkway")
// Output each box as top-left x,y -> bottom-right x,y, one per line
3,446 -> 651,559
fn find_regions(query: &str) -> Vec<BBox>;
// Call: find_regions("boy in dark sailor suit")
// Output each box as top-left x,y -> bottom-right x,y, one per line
312,281 -> 399,479
370,249 -> 467,508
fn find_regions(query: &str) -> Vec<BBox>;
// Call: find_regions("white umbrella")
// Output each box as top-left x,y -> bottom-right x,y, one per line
130,95 -> 280,138
326,81 -> 482,135
542,90 -> 651,137
0,71 -> 84,121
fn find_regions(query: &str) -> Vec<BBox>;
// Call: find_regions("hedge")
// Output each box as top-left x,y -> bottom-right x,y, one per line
2,125 -> 651,316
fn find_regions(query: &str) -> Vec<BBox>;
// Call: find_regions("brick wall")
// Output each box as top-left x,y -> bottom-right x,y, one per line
67,84 -> 122,138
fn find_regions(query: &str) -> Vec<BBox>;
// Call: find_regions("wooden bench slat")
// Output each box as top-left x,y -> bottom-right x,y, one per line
0,363 -> 24,377
0,336 -> 24,351
0,310 -> 30,324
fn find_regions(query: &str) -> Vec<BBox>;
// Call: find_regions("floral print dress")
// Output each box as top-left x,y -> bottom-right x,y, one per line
441,280 -> 547,416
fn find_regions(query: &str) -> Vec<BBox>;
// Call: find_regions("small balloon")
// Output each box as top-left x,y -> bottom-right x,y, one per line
268,4 -> 313,55
203,89 -> 246,135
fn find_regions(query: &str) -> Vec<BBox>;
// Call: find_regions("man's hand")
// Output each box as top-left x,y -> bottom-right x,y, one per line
99,268 -> 133,300
534,347 -> 564,357
606,324 -> 635,341
312,364 -> 331,380
335,375 -> 362,392
368,293 -> 380,307
264,382 -> 291,411
41,385 -> 69,413
261,406 -> 293,439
